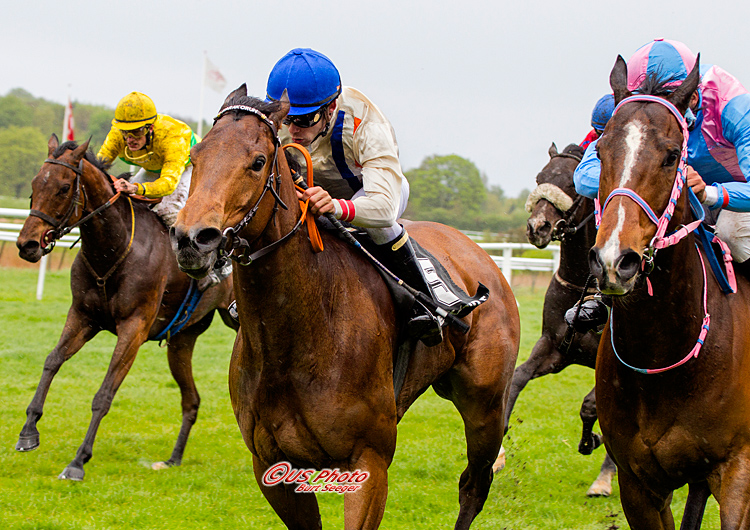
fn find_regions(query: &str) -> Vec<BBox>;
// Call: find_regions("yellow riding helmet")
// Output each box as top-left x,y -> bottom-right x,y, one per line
112,92 -> 158,130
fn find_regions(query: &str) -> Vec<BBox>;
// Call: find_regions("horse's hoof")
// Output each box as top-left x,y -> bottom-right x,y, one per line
492,446 -> 506,473
58,466 -> 85,481
151,461 -> 170,470
16,434 -> 40,452
578,433 -> 602,455
586,479 -> 612,497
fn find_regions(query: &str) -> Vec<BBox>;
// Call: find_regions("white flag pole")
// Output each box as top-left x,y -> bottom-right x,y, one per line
197,51 -> 207,138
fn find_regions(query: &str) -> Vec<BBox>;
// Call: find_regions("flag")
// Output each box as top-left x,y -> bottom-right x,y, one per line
204,55 -> 227,93
62,96 -> 74,141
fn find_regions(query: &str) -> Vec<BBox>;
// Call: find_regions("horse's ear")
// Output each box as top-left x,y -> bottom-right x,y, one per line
48,134 -> 59,156
668,53 -> 701,115
221,84 -> 248,109
269,89 -> 290,128
548,142 -> 558,158
70,137 -> 91,162
610,55 -> 631,106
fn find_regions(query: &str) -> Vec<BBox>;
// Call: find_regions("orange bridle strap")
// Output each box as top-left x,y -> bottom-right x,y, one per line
283,143 -> 324,253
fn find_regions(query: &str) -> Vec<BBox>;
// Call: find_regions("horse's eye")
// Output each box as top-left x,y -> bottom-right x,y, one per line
57,184 -> 70,196
663,151 -> 680,167
251,156 -> 266,172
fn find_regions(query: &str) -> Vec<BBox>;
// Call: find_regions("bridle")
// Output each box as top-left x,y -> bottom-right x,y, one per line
597,94 -> 717,374
526,151 -> 594,241
213,105 -> 311,266
29,158 -> 85,253
29,155 -> 131,254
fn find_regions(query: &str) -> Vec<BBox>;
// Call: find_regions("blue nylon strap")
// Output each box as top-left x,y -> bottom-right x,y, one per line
331,110 -> 363,193
153,279 -> 205,342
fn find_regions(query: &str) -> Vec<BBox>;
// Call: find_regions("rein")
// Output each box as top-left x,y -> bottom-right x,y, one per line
600,95 -> 712,374
215,105 -> 322,266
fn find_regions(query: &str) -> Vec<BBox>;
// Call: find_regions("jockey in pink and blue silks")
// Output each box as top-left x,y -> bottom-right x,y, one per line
575,38 -> 750,262
568,38 -> 750,333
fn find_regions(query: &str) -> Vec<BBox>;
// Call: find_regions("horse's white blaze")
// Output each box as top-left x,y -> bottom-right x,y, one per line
618,121 -> 645,188
600,203 -> 627,281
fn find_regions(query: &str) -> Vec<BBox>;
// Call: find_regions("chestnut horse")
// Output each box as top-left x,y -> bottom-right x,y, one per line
502,142 -> 616,496
170,86 -> 520,529
591,55 -> 750,528
15,136 -> 237,481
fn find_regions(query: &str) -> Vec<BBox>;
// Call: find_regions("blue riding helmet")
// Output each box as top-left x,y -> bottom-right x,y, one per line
266,48 -> 342,116
591,94 -> 615,134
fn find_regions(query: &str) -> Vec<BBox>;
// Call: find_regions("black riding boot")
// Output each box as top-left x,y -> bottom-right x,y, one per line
378,229 -> 443,347
564,294 -> 611,334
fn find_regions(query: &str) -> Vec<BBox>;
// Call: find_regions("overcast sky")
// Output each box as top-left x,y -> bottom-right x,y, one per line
4,0 -> 750,197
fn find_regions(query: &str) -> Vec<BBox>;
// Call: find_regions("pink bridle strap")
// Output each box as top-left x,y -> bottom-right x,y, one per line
611,243 -> 710,374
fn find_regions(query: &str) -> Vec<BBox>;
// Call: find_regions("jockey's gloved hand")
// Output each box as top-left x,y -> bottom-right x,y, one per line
564,296 -> 610,334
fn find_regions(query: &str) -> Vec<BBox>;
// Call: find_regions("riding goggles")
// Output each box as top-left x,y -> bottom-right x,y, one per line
120,126 -> 150,139
283,109 -> 325,129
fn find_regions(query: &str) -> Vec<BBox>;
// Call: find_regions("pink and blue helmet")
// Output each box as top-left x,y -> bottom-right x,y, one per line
266,48 -> 342,116
626,38 -> 698,92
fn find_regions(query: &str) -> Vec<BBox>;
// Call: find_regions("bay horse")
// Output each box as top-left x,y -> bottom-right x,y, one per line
170,85 -> 520,529
591,54 -> 750,528
500,141 -> 616,496
15,135 -> 238,481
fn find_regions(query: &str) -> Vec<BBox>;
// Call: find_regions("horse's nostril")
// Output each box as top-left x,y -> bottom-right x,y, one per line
588,248 -> 604,279
194,228 -> 222,250
616,250 -> 641,282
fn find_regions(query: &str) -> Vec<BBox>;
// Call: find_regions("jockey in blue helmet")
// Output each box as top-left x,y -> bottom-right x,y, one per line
580,94 -> 615,150
266,48 -> 445,346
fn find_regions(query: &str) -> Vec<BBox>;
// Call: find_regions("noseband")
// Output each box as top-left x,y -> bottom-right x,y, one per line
526,151 -> 593,240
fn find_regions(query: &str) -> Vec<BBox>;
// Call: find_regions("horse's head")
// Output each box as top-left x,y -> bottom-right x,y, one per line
589,54 -> 700,294
17,135 -> 92,262
525,143 -> 584,248
170,84 -> 291,278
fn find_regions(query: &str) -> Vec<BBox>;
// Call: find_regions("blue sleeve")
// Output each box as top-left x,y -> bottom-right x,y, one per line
720,93 -> 750,211
573,140 -> 601,199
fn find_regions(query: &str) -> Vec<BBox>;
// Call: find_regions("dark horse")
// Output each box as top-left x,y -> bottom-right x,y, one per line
499,142 -> 616,496
15,136 -> 238,481
170,86 -> 520,529
591,55 -> 750,528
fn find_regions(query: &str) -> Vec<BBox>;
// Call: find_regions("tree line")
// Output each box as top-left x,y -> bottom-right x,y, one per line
0,89 -> 530,240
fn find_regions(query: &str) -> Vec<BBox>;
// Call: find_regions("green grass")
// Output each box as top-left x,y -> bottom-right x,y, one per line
0,268 -> 720,529
0,195 -> 28,209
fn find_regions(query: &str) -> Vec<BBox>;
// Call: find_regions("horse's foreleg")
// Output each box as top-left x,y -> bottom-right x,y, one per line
344,448 -> 390,530
152,312 -> 215,470
578,386 -> 600,455
619,470 -> 675,530
17,311 -> 98,452
504,335 -> 562,429
58,318 -> 150,481
679,481 -> 710,530
587,453 -> 616,497
251,454 -> 323,530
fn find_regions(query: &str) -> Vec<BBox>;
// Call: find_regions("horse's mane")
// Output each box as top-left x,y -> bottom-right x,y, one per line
633,70 -> 682,97
217,95 -> 299,172
219,94 -> 281,116
53,140 -> 111,173
562,143 -> 585,159
52,140 -> 130,182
